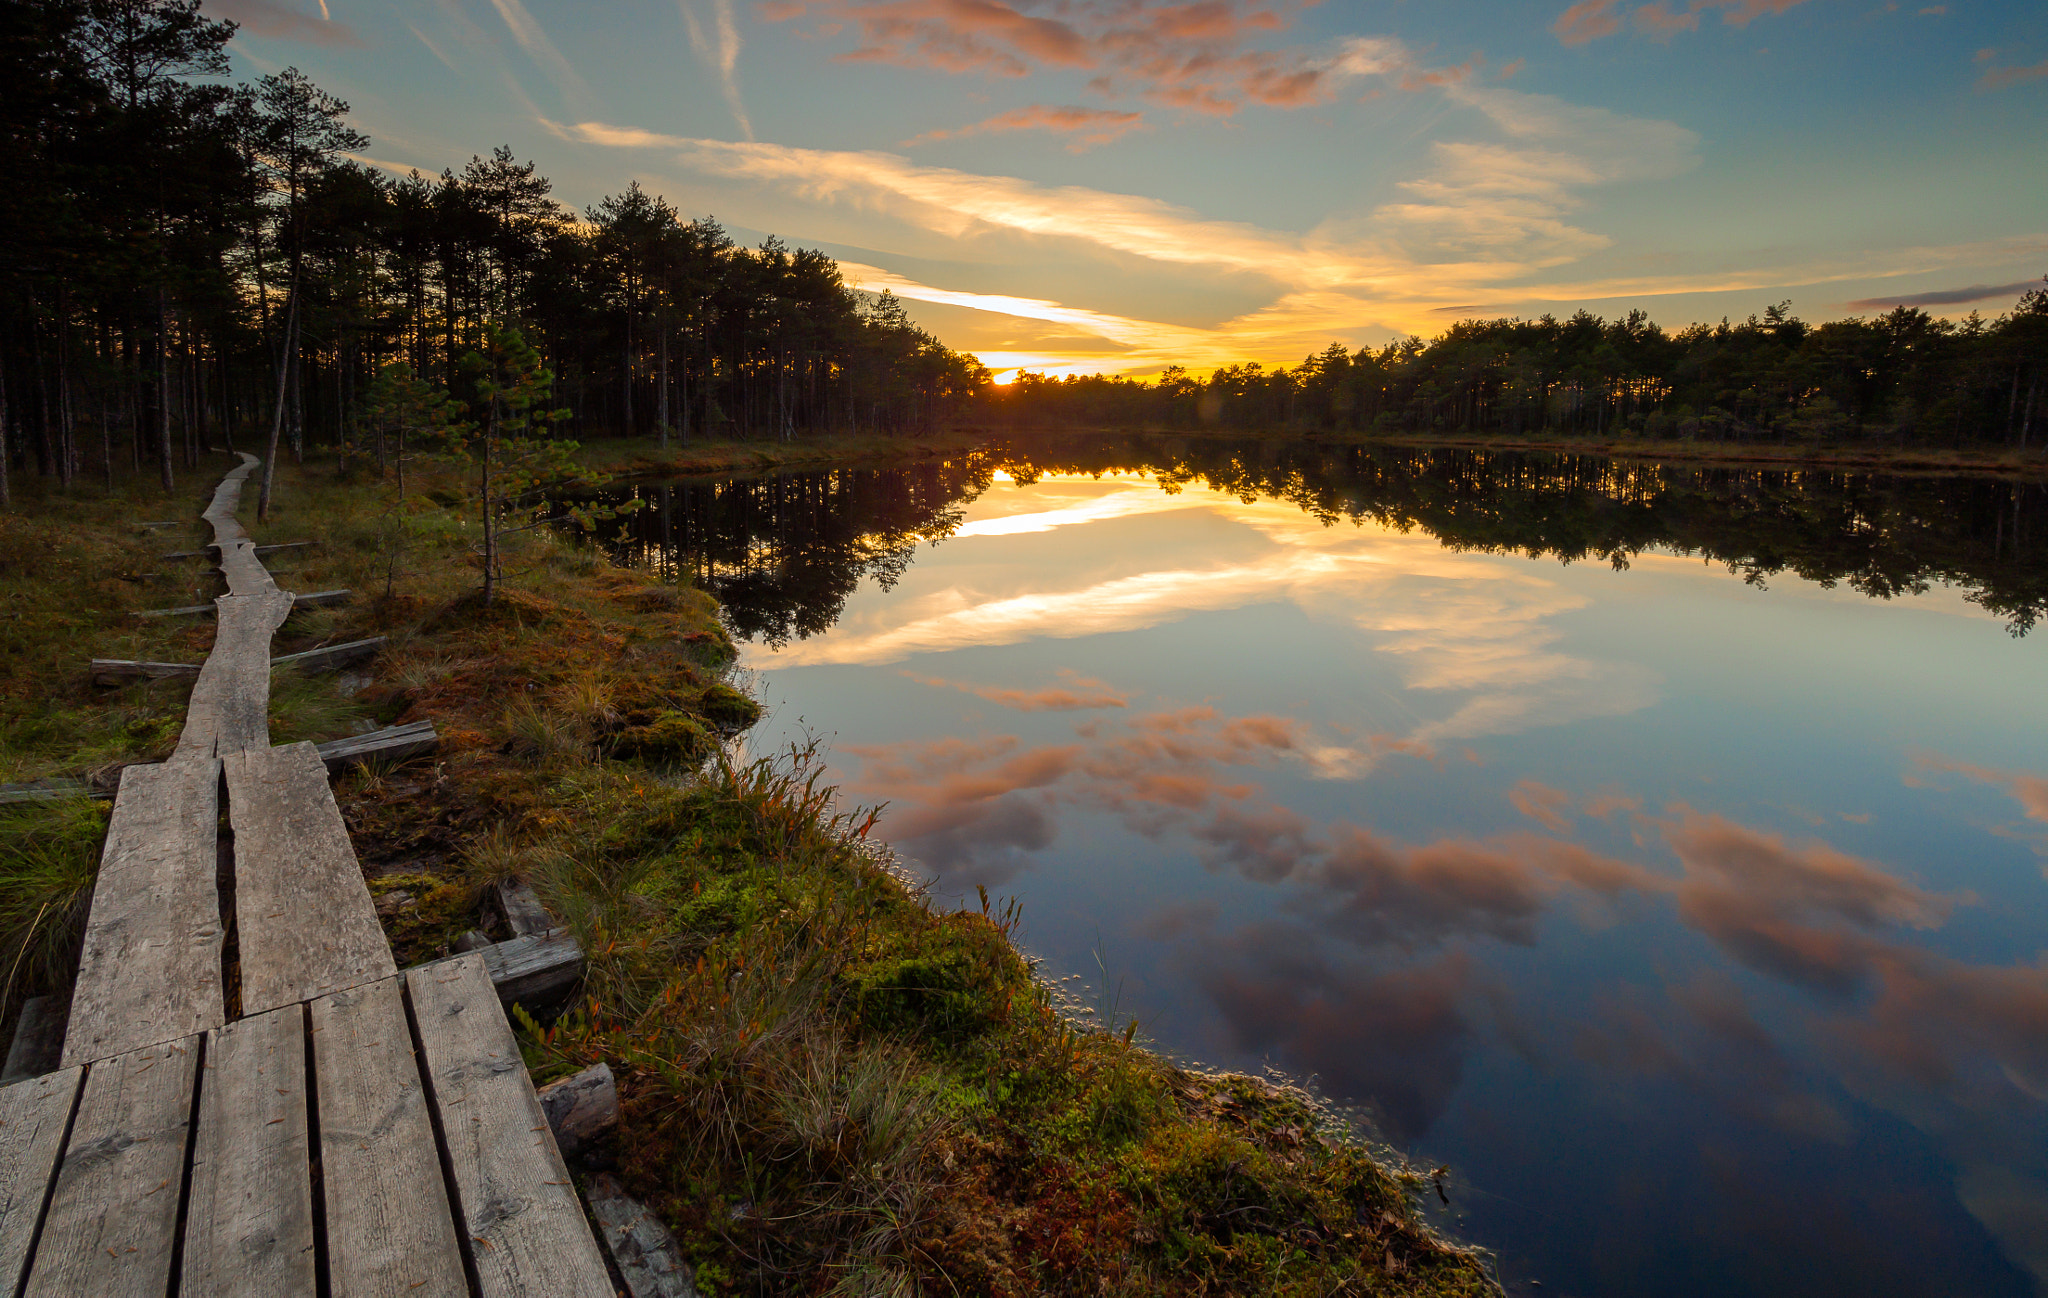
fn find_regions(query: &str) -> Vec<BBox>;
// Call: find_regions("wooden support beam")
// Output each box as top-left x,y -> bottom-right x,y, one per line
309,976 -> 468,1298
2,996 -> 65,1083
407,955 -> 613,1297
161,541 -> 313,561
267,636 -> 386,674
0,1067 -> 83,1296
226,742 -> 395,1015
494,879 -> 555,938
0,779 -> 96,806
92,635 -> 386,686
585,1173 -> 701,1298
181,1004 -> 316,1297
475,929 -> 584,1009
314,719 -> 439,772
135,587 -> 350,619
61,759 -> 224,1069
24,1037 -> 199,1298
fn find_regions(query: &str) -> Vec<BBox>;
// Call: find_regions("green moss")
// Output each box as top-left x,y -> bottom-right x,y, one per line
611,710 -> 715,763
695,683 -> 762,732
367,872 -> 477,964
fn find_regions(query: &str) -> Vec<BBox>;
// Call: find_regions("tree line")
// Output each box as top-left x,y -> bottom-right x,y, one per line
983,295 -> 2048,449
0,0 -> 990,506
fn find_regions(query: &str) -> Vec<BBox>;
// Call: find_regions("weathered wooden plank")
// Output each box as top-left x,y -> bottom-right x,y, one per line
494,879 -> 555,938
0,1066 -> 83,1294
61,759 -> 224,1069
135,587 -> 349,620
175,589 -> 294,761
586,1173 -> 701,1298
0,780 -> 96,806
536,1063 -> 616,1159
476,929 -> 584,1009
315,720 -> 440,772
309,976 -> 468,1298
269,636 -> 386,673
23,1037 -> 198,1298
181,1004 -> 315,1297
3,996 -> 65,1083
163,540 -> 312,562
408,954 -> 613,1298
94,636 -> 385,687
133,601 -> 216,619
227,742 -> 395,1015
91,659 -> 200,685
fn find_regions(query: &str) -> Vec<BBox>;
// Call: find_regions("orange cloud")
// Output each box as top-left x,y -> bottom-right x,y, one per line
211,0 -> 363,45
1555,0 -> 1813,44
902,669 -> 1132,710
1510,778 -> 1575,832
1979,58 -> 2048,91
1913,754 -> 2048,822
906,104 -> 1148,151
1553,0 -> 1621,45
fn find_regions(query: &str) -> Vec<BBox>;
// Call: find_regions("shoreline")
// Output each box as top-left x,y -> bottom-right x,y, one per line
975,423 -> 2048,480
0,451 -> 1498,1296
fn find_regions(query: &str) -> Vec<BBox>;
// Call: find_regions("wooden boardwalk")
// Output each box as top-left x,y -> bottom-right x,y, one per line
0,456 -> 613,1296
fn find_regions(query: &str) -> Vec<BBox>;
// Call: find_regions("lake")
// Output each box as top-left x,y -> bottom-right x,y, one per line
580,436 -> 2048,1297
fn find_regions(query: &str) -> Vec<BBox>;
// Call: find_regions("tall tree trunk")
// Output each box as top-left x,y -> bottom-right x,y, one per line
156,289 -> 173,492
260,287 -> 299,519
657,319 -> 669,450
0,360 -> 11,509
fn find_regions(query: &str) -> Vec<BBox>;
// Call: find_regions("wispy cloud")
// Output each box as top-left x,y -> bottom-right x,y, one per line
1978,57 -> 2048,91
483,0 -> 587,101
1844,280 -> 2041,310
208,0 -> 363,47
559,82 -> 1700,357
404,20 -> 461,72
679,0 -> 753,139
906,104 -> 1147,151
762,0 -> 1332,115
1554,0 -> 1816,45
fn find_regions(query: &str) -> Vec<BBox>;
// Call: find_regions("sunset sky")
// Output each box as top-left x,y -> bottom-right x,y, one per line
210,0 -> 2046,378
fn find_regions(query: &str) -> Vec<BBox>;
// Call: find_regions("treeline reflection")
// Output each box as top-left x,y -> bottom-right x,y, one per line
577,436 -> 2048,640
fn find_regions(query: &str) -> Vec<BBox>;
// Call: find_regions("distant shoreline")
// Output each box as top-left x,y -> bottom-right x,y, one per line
972,424 -> 2048,480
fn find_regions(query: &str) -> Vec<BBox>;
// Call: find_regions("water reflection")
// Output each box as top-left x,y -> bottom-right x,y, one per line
574,438 -> 2048,1296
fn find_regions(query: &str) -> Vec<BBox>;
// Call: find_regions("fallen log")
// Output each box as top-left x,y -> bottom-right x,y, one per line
0,779 -> 100,805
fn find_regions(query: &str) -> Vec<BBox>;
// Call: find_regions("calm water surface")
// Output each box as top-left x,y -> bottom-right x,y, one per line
587,438 -> 2048,1297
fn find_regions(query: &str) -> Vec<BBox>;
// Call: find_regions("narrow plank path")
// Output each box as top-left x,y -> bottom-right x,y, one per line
2,455 -> 613,1296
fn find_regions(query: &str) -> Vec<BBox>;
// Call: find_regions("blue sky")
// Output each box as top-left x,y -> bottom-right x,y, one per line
212,0 -> 2047,377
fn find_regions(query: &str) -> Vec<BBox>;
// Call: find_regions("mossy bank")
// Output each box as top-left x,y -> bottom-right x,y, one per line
0,445 -> 1497,1296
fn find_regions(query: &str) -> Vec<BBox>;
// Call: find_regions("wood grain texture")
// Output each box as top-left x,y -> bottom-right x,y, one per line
587,1173 -> 700,1298
408,954 -> 613,1298
24,1037 -> 199,1298
269,636 -> 386,673
494,880 -> 554,938
476,929 -> 583,1008
181,1004 -> 315,1296
310,976 -> 468,1298
61,759 -> 224,1069
0,1067 -> 84,1295
227,742 -> 395,1015
3,997 -> 64,1083
315,720 -> 439,772
176,589 -> 294,761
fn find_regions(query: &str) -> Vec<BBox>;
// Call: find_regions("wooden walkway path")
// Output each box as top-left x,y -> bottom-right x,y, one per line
0,456 -> 614,1296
